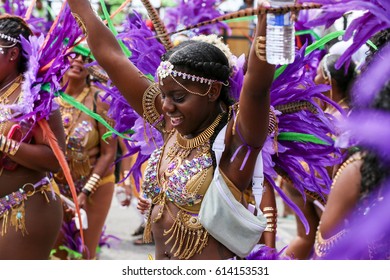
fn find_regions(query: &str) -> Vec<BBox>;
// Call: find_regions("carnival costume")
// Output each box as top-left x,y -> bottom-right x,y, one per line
0,2 -> 86,241
292,0 -> 390,259
78,0 -> 346,259
313,40 -> 390,259
55,83 -> 117,258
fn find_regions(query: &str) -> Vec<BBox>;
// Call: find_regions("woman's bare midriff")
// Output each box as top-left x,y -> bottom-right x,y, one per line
151,202 -> 235,260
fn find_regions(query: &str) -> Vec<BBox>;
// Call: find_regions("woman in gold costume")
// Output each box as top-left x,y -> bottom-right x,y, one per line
0,15 -> 64,259
67,0 -> 276,259
52,48 -> 117,260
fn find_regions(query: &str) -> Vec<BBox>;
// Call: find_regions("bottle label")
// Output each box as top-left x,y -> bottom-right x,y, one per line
267,13 -> 292,27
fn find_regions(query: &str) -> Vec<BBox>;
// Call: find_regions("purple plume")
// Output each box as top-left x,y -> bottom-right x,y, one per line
299,0 -> 390,68
352,44 -> 390,108
164,0 -> 230,37
3,6 -> 80,126
246,245 -> 291,260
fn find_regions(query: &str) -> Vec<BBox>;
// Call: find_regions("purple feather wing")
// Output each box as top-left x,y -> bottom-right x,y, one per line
164,0 -> 230,36
299,0 -> 390,68
264,45 -> 344,233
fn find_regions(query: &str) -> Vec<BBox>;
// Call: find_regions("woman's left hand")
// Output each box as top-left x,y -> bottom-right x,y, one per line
78,192 -> 88,209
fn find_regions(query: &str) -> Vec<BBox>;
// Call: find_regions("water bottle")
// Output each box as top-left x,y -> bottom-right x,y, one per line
266,0 -> 295,65
115,185 -> 128,204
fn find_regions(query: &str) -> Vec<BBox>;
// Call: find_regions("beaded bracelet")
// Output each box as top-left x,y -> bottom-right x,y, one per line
81,173 -> 101,196
0,134 -> 21,156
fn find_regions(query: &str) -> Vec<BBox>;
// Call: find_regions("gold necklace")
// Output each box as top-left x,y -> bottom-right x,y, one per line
0,75 -> 22,93
176,113 -> 223,149
0,75 -> 22,104
167,113 -> 223,160
57,87 -> 90,108
59,87 -> 90,134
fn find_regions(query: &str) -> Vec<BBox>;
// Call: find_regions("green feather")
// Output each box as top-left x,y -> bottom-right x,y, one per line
274,30 -> 346,79
99,0 -> 132,58
278,132 -> 330,145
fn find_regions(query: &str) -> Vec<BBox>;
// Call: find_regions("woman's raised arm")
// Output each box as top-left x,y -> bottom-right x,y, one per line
67,0 -> 152,115
237,11 -> 275,148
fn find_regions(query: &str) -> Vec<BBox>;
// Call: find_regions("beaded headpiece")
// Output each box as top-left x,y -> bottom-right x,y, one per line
0,33 -> 20,44
157,61 -> 217,86
157,60 -> 229,96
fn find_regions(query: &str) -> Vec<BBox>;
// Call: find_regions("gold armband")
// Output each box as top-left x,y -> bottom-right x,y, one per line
81,173 -> 101,196
262,206 -> 277,233
255,36 -> 267,61
0,135 -> 21,156
72,12 -> 88,37
142,83 -> 165,132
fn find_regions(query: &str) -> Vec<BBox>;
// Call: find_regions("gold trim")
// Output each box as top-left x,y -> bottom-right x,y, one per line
72,12 -> 88,37
176,113 -> 223,150
255,36 -> 267,61
315,228 -> 346,258
142,83 -> 164,132
331,153 -> 363,190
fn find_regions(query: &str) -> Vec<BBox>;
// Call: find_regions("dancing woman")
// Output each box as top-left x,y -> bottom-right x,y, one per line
67,0 -> 275,259
0,15 -> 64,260
53,47 -> 117,260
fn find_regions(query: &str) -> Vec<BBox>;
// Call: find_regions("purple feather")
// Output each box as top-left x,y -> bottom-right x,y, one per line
261,45 -> 344,233
229,54 -> 245,101
352,44 -> 390,107
246,245 -> 291,260
339,110 -> 390,161
299,0 -> 390,68
3,6 -> 80,126
164,0 -> 230,37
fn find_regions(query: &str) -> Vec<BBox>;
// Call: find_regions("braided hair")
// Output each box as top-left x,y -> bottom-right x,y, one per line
162,40 -> 234,107
0,14 -> 33,73
360,82 -> 390,195
161,40 -> 235,169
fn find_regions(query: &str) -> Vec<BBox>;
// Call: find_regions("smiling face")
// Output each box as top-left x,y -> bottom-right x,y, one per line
64,53 -> 90,83
159,75 -> 221,137
157,40 -> 231,136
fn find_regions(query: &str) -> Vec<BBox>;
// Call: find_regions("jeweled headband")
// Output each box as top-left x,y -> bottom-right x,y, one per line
157,61 -> 217,85
157,60 -> 228,96
0,33 -> 20,44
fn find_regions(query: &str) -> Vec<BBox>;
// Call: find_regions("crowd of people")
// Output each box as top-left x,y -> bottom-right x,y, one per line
0,0 -> 389,261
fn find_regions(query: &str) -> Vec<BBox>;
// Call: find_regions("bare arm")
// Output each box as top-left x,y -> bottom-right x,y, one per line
319,160 -> 362,238
89,93 -> 118,177
67,0 -> 151,115
8,110 -> 65,172
237,14 -> 274,148
220,11 -> 275,191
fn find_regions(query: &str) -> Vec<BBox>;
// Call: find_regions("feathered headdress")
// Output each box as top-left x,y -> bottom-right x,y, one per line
1,2 -> 86,243
164,0 -> 230,39
95,2 -> 345,234
323,43 -> 390,260
298,0 -> 390,69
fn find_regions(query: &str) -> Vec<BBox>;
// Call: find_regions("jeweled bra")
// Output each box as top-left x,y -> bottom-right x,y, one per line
142,113 -> 224,259
142,146 -> 213,207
